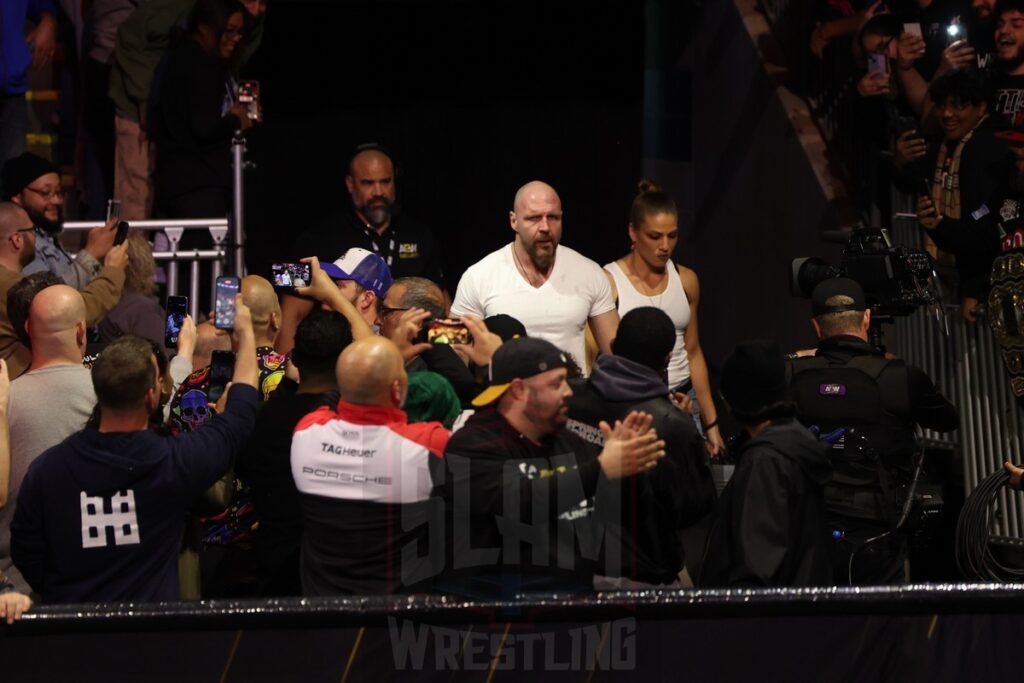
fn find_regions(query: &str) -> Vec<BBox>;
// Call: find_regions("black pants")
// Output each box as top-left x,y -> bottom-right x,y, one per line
827,516 -> 906,586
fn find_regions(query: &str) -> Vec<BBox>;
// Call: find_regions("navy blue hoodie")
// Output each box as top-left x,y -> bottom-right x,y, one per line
11,384 -> 258,603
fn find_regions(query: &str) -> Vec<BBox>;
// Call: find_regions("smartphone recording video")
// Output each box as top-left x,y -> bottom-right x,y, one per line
271,262 -> 312,288
106,199 -> 122,223
208,350 -> 235,403
114,220 -> 130,246
165,295 -> 188,347
215,276 -> 240,330
427,319 -> 472,345
238,80 -> 260,120
867,53 -> 888,75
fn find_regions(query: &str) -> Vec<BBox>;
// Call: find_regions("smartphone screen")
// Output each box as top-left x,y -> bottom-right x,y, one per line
215,276 -> 240,330
113,220 -> 130,246
165,295 -> 188,347
427,319 -> 472,345
238,80 -> 260,120
271,262 -> 312,288
106,199 -> 122,222
868,53 -> 888,75
903,22 -> 923,40
208,350 -> 235,403
946,23 -> 966,45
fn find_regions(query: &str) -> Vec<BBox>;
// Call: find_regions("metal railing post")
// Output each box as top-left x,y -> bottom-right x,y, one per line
232,130 -> 247,277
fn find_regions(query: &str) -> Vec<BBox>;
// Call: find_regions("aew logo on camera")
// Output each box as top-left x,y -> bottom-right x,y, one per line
819,383 -> 847,397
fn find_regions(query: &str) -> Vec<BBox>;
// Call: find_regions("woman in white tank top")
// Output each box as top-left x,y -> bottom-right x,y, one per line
603,180 -> 725,456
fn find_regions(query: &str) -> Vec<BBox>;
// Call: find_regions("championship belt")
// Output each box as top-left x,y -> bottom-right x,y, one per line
988,251 -> 1024,397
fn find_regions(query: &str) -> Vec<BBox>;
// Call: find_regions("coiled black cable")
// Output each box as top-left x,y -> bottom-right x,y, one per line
955,468 -> 1024,581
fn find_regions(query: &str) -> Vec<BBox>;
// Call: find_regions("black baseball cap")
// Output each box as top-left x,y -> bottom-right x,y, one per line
483,314 -> 527,342
471,337 -> 568,407
811,278 -> 867,317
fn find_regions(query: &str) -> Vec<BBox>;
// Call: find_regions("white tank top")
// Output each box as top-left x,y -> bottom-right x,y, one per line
605,260 -> 691,389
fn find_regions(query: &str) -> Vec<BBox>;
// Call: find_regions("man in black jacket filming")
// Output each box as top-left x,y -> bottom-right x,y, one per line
789,278 -> 959,585
565,307 -> 716,588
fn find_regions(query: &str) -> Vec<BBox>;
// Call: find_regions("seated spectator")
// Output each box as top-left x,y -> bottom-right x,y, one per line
98,233 -> 166,350
290,336 -> 449,595
0,202 -> 127,378
0,285 -> 98,593
236,309 -> 351,596
440,337 -> 665,598
698,340 -> 834,588
565,307 -> 716,589
10,298 -> 260,603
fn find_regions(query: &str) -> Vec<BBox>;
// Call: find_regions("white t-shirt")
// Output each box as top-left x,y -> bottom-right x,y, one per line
451,243 -> 615,369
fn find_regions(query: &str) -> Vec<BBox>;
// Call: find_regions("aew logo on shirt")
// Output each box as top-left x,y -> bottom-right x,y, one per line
80,490 -> 141,549
819,383 -> 847,397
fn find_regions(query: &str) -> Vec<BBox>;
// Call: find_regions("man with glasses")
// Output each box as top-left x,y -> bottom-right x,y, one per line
0,202 -> 126,378
1,152 -> 119,289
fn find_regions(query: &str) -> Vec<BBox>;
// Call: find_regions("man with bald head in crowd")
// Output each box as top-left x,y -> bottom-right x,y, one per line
291,336 -> 449,595
451,181 -> 619,373
0,285 -> 97,593
0,202 -> 127,378
168,275 -> 285,433
241,275 -> 286,398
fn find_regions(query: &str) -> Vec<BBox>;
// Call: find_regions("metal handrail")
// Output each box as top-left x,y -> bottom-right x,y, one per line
62,218 -> 235,320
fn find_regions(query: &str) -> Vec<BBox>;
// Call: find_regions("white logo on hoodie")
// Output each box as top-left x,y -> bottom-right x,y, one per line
80,491 -> 141,549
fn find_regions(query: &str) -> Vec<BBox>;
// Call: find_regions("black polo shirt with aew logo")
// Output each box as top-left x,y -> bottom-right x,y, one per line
290,207 -> 446,291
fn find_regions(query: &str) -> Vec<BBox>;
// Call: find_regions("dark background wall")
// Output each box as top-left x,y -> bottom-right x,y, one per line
240,0 -> 838,381
242,0 -> 646,290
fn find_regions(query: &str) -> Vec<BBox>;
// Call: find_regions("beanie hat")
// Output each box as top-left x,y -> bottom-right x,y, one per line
719,340 -> 788,417
404,371 -> 462,428
1,152 -> 59,200
482,314 -> 527,342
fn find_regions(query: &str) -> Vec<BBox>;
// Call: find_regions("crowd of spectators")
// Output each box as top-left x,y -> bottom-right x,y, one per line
3,0 -> 1018,625
807,0 -> 1024,408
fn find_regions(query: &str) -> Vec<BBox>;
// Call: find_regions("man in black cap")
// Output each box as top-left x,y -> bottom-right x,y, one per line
699,340 -> 833,588
2,152 -> 118,290
439,336 -> 666,597
565,307 -> 716,588
788,278 -> 958,585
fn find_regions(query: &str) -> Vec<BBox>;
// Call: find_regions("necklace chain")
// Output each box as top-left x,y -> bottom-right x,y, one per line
628,255 -> 667,308
512,242 -> 552,287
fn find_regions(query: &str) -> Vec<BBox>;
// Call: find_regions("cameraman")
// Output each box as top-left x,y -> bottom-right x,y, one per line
788,278 -> 958,585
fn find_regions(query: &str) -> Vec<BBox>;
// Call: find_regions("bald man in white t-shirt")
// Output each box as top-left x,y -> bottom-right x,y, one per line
450,181 -> 618,371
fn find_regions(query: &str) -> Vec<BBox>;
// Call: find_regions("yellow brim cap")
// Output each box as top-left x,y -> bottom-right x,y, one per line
471,383 -> 512,407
